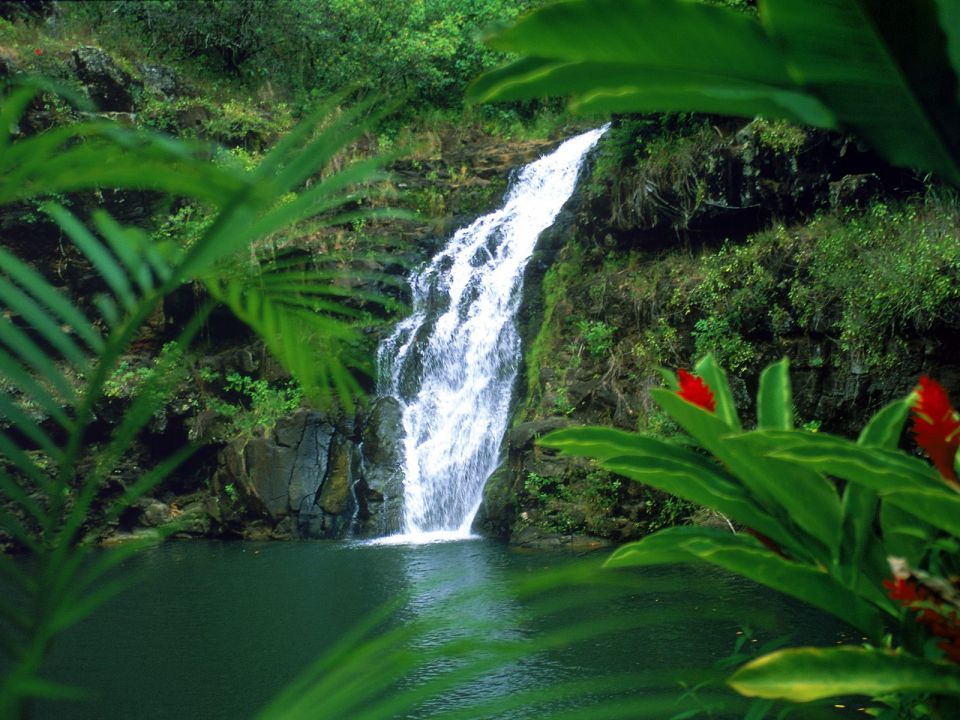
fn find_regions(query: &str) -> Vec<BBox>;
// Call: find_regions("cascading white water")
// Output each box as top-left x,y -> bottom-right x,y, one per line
377,127 -> 607,542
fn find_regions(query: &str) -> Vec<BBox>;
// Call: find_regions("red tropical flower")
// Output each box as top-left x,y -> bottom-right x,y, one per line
883,577 -> 925,604
34,48 -> 42,56
677,369 -> 716,413
885,575 -> 960,664
912,376 -> 960,484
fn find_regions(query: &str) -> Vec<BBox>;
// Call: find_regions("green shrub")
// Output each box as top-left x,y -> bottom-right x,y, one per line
577,319 -> 616,358
208,371 -> 303,439
66,0 -> 549,112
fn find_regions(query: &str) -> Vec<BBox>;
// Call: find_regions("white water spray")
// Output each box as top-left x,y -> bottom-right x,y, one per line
377,127 -> 607,542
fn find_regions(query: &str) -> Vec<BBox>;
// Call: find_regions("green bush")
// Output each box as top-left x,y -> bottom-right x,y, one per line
67,0 -> 547,111
577,319 -> 616,358
675,195 -> 960,375
208,372 -> 303,440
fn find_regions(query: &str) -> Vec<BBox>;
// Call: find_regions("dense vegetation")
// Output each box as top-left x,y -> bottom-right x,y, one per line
475,0 -> 960,715
4,0 -> 960,717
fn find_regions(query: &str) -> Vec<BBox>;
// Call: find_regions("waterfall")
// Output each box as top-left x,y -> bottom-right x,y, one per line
377,127 -> 607,541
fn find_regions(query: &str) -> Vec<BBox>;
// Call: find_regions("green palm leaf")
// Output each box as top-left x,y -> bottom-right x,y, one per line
0,78 -> 400,715
470,0 -> 960,186
761,0 -> 960,185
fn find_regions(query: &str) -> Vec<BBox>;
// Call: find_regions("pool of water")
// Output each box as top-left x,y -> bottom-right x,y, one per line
36,538 -> 854,719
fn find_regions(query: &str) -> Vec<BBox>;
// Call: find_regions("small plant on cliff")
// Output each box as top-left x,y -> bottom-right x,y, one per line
577,319 -> 616,358
208,372 -> 303,440
543,356 -> 960,715
103,342 -> 190,403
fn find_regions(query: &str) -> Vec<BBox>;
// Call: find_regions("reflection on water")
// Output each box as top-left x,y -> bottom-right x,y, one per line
36,539 -> 850,719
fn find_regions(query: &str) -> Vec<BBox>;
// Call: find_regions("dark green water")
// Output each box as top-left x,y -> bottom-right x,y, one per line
36,539 -> 852,719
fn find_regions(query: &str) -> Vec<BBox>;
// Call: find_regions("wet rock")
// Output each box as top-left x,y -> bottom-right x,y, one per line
356,397 -> 405,536
320,442 -> 352,515
174,501 -> 211,536
138,498 -> 171,527
829,173 -> 882,210
71,46 -> 141,112
212,409 -> 358,539
473,463 -> 519,538
138,63 -> 184,99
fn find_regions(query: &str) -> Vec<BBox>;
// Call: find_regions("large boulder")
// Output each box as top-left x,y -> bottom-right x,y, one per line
138,63 -> 185,100
212,409 -> 359,539
71,46 -> 141,112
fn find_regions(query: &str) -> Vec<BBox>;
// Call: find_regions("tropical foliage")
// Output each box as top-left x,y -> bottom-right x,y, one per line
542,357 -> 960,716
469,0 -> 960,188
66,0 -> 546,111
0,78 -> 397,714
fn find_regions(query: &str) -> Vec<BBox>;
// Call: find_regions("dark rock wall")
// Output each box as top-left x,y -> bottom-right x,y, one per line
475,116 -> 956,546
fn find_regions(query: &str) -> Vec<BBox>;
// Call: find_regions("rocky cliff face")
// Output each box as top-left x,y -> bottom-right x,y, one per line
475,116 -> 960,547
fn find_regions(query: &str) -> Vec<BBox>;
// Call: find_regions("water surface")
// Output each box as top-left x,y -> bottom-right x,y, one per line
38,539 -> 853,719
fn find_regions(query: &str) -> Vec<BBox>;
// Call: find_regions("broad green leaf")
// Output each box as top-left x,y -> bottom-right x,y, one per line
695,354 -> 741,431
468,0 -> 837,127
606,527 -> 884,637
841,395 -> 912,583
723,433 -> 842,557
857,395 -> 912,448
651,389 -> 736,460
729,646 -> 960,701
598,455 -> 793,553
882,488 -> 960,537
840,479 -> 878,584
762,0 -> 960,186
756,358 -> 792,431
881,501 -> 930,567
656,367 -> 679,391
485,0 -> 792,83
767,432 -> 944,490
541,425 -> 730,475
937,0 -> 960,102
653,390 -> 797,540
541,426 -> 792,548
471,59 -> 833,125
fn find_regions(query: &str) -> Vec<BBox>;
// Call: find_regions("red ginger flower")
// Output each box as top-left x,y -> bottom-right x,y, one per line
885,576 -> 960,664
912,376 -> 960,484
678,369 -> 716,413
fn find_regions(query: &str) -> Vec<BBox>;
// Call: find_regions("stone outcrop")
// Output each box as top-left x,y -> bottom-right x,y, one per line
71,46 -> 142,112
210,410 -> 356,539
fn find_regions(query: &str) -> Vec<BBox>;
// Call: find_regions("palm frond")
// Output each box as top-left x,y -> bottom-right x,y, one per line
0,78 -> 404,715
470,0 -> 960,186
